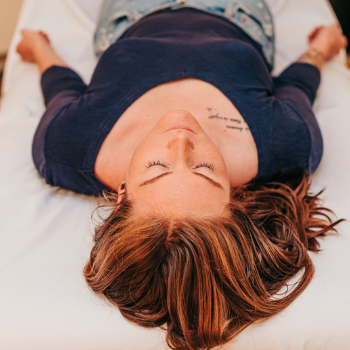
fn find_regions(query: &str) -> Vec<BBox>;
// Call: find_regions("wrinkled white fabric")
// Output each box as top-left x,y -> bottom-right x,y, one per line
0,0 -> 350,349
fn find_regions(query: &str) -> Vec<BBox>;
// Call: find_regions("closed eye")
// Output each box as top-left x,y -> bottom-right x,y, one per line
146,160 -> 215,171
192,162 -> 216,171
146,160 -> 169,169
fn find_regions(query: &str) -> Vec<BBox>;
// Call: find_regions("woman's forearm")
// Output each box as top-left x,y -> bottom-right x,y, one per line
296,47 -> 326,71
33,40 -> 68,74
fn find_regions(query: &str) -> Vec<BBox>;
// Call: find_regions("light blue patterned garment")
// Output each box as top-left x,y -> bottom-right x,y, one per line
94,0 -> 275,69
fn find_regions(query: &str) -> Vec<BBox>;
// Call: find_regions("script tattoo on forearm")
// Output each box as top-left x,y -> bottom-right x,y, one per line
297,48 -> 326,69
207,107 -> 249,132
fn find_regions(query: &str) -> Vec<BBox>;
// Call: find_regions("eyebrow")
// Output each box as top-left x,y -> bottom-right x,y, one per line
139,172 -> 224,189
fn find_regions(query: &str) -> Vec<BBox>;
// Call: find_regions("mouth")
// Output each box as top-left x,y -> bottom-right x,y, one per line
165,125 -> 196,134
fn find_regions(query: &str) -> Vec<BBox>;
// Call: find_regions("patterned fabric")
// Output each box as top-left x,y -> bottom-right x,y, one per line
94,0 -> 275,68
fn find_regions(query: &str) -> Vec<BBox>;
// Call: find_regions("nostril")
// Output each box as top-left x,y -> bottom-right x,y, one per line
167,133 -> 195,150
187,137 -> 195,150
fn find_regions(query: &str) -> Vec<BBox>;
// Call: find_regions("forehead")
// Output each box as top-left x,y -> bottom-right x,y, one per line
129,177 -> 229,218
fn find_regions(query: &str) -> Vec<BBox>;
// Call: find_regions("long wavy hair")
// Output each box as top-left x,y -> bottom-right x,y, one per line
84,171 -> 343,350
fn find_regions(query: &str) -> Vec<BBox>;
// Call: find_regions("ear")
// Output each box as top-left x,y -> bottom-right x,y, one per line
116,181 -> 126,206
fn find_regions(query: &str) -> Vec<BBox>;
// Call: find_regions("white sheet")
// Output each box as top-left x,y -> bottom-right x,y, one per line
1,1 -> 350,349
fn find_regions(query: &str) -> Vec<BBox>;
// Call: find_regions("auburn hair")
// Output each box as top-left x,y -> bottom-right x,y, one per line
84,171 -> 343,350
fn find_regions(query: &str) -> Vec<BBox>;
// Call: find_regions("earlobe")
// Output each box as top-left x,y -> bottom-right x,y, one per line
116,181 -> 126,206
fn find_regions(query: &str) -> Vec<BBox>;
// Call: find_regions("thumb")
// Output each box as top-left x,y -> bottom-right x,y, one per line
342,35 -> 348,48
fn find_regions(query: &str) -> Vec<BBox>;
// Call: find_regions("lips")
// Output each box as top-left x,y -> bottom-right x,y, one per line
165,125 -> 196,134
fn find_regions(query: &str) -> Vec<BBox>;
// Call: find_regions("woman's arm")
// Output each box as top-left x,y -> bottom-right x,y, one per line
273,23 -> 348,105
269,24 -> 347,176
296,24 -> 348,71
16,30 -> 68,74
16,29 -> 87,106
16,30 -> 94,192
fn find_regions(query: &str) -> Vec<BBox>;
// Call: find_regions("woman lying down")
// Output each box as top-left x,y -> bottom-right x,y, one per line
17,0 -> 347,349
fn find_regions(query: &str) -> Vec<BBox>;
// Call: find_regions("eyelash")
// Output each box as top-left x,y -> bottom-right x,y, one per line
193,162 -> 216,171
146,160 -> 169,169
146,160 -> 215,171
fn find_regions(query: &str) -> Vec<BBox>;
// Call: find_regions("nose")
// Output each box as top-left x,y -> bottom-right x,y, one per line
164,109 -> 197,123
167,133 -> 195,154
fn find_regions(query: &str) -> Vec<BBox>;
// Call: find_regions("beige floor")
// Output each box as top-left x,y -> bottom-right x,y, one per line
0,0 -> 24,55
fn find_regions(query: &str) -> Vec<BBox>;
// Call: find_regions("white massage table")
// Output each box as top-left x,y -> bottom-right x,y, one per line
1,0 -> 350,349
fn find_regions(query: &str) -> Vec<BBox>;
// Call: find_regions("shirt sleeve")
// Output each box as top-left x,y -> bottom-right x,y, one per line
270,62 -> 323,174
41,65 -> 87,106
272,62 -> 321,105
32,66 -> 108,195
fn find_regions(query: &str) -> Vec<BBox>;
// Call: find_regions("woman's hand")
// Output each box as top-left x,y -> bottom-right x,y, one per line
308,23 -> 348,61
16,29 -> 68,74
16,29 -> 51,63
297,23 -> 348,71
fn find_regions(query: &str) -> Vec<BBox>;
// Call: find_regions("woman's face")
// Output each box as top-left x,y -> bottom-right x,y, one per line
126,110 -> 231,218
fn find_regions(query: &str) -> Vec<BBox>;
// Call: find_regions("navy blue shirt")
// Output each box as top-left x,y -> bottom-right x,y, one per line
33,8 -> 322,195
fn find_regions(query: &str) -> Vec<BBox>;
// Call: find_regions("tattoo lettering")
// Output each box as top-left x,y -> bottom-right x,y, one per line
226,126 -> 250,132
226,126 -> 243,131
207,106 -> 249,132
208,114 -> 230,122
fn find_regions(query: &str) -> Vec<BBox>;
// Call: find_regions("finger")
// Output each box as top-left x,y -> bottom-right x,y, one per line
342,35 -> 348,48
308,27 -> 320,37
41,31 -> 50,43
308,26 -> 324,42
328,23 -> 339,29
336,23 -> 343,34
39,31 -> 50,44
308,32 -> 317,42
308,30 -> 317,42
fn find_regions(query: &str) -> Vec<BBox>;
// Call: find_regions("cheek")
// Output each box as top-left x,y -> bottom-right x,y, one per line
133,138 -> 168,168
126,141 -> 161,183
126,150 -> 144,185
